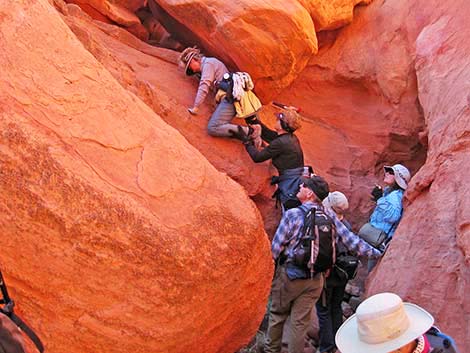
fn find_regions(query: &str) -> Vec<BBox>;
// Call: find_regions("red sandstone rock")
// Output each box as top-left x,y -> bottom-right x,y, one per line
365,0 -> 470,350
65,0 -> 115,23
65,0 -> 142,26
150,0 -> 371,99
298,0 -> 372,31
0,2 -> 273,353
150,0 -> 318,100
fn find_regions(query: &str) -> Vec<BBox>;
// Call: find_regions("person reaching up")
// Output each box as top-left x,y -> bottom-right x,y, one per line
230,109 -> 311,211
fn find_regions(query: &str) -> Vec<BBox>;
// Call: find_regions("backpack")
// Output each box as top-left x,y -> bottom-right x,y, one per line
286,206 -> 336,279
426,326 -> 460,353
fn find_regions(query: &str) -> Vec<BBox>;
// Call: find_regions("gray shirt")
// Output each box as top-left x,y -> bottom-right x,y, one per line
193,56 -> 229,108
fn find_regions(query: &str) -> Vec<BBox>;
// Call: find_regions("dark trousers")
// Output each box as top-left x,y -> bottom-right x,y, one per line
315,274 -> 348,353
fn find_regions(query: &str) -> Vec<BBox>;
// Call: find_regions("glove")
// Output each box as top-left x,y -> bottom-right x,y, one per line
229,126 -> 251,144
188,106 -> 199,115
371,185 -> 383,201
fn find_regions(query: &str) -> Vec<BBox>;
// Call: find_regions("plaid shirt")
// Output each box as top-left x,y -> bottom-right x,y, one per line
271,201 -> 382,260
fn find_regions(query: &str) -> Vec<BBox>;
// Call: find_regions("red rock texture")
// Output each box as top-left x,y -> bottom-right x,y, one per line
0,1 -> 273,353
364,0 -> 470,350
2,0 -> 469,351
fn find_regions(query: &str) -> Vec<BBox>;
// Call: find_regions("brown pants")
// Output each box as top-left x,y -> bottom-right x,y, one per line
264,265 -> 324,353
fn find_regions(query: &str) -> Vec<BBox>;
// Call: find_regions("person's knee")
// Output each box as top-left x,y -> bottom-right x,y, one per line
207,124 -> 218,136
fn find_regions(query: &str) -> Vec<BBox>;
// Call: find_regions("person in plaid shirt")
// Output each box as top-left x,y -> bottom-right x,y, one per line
264,176 -> 383,353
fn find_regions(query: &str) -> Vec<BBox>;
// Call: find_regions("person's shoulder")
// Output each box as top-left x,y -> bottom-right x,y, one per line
284,206 -> 306,218
205,56 -> 225,66
385,189 -> 404,203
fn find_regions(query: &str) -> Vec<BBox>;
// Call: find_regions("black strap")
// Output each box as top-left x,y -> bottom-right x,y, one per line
0,270 -> 44,352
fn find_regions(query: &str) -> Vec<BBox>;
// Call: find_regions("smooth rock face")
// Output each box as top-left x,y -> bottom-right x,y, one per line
0,2 -> 273,353
366,0 -> 470,349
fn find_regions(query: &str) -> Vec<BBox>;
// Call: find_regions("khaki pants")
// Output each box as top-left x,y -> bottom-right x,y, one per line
264,265 -> 324,353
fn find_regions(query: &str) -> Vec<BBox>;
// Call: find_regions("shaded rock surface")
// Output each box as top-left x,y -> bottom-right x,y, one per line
0,1 -> 273,353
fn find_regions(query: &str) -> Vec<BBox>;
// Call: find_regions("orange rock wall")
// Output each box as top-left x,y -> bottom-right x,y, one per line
2,0 -> 469,351
0,1 -> 273,353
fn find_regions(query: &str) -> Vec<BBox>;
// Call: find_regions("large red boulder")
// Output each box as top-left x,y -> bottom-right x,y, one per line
0,1 -> 273,353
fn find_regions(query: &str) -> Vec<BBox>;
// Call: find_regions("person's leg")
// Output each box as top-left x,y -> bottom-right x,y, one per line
316,285 -> 335,353
288,275 -> 324,353
264,267 -> 291,353
330,280 -> 348,336
367,258 -> 378,273
207,99 -> 247,137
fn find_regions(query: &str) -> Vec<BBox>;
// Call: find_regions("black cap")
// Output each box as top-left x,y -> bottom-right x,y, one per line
302,175 -> 329,201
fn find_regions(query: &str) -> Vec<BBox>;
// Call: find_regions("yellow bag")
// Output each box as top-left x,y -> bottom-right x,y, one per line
233,90 -> 262,118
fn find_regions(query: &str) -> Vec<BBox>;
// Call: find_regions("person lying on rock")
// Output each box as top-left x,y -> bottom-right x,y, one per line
335,292 -> 460,353
364,163 -> 411,272
264,176 -> 383,353
316,191 -> 359,353
229,109 -> 311,211
178,47 -> 253,138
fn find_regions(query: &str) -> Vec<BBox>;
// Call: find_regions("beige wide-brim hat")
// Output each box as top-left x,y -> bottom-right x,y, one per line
336,293 -> 434,353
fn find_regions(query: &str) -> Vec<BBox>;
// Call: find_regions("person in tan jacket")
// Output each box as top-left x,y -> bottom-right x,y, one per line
179,47 -> 252,138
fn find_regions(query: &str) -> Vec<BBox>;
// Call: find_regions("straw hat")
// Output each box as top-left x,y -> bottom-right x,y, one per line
336,293 -> 434,353
179,47 -> 201,76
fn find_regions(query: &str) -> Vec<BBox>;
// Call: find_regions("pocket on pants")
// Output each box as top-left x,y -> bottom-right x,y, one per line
270,267 -> 287,313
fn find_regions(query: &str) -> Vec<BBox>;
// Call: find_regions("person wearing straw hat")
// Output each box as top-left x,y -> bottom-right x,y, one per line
178,47 -> 252,138
335,292 -> 441,353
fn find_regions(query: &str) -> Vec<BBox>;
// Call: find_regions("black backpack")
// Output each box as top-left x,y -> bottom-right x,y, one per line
288,206 -> 336,278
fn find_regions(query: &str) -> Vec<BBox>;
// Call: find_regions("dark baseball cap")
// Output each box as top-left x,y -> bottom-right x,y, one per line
301,175 -> 330,201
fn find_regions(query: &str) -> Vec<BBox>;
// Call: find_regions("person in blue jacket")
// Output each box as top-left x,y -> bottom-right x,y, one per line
368,163 -> 411,271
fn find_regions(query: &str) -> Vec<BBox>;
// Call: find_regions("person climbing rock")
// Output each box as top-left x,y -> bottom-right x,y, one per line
316,191 -> 359,353
229,108 -> 308,210
178,47 -> 252,138
335,292 -> 460,353
360,163 -> 411,272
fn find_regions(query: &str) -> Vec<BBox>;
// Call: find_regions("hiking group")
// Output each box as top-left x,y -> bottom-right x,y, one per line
178,47 -> 460,353
0,45 -> 457,353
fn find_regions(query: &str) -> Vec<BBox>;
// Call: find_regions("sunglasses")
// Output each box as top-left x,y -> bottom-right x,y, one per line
385,169 -> 395,175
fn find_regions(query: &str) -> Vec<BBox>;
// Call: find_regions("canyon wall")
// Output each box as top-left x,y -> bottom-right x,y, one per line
1,0 -> 469,351
0,1 -> 273,352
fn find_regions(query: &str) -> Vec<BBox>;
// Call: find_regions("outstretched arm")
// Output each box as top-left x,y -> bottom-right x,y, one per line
325,208 -> 383,258
245,138 -> 281,163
